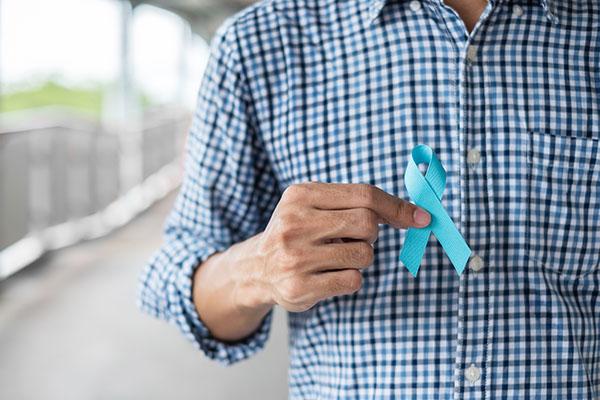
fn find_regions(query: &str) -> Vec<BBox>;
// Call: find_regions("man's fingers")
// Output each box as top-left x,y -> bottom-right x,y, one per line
308,241 -> 375,271
308,269 -> 364,301
283,182 -> 430,229
388,196 -> 431,229
313,208 -> 380,244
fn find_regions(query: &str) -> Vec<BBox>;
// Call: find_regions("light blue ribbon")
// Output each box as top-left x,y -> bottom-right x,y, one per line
399,145 -> 471,277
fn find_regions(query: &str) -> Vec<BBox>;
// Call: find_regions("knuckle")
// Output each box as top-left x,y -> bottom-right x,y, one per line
358,209 -> 379,236
349,242 -> 374,266
357,183 -> 377,206
364,209 -> 379,226
361,244 -> 375,265
282,184 -> 306,202
276,228 -> 296,248
279,210 -> 301,228
277,213 -> 308,243
367,226 -> 380,243
347,271 -> 363,292
394,200 -> 412,225
294,207 -> 311,221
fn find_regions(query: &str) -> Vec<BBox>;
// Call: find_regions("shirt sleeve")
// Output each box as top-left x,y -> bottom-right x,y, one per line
136,19 -> 282,366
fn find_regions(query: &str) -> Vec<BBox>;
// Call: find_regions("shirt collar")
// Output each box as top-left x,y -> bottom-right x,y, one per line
362,0 -> 560,27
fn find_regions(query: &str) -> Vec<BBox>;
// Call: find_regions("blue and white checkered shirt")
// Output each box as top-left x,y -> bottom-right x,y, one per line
138,0 -> 600,397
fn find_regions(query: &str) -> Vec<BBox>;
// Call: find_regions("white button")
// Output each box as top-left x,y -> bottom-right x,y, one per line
467,148 -> 481,165
465,364 -> 481,384
512,5 -> 524,17
409,0 -> 421,12
466,45 -> 478,63
468,254 -> 484,272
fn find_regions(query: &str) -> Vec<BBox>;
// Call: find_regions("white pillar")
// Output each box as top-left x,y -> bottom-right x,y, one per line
118,0 -> 135,118
177,20 -> 191,105
116,0 -> 143,194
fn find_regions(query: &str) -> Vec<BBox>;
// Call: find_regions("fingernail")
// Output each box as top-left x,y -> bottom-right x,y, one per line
413,208 -> 431,227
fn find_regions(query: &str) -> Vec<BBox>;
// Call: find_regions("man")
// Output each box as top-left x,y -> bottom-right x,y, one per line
138,0 -> 600,398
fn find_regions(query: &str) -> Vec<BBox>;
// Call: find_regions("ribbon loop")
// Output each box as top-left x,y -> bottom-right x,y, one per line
399,145 -> 471,277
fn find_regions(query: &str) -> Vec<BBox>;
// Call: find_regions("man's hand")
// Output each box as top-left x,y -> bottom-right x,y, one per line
193,182 -> 430,340
253,182 -> 431,312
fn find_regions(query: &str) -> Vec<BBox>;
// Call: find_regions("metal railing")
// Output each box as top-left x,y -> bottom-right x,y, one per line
0,106 -> 190,279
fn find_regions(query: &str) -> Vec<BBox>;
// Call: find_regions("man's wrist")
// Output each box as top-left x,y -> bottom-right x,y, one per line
227,233 -> 275,313
192,233 -> 274,341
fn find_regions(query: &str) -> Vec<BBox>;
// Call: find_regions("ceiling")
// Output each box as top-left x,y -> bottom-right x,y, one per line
129,0 -> 256,39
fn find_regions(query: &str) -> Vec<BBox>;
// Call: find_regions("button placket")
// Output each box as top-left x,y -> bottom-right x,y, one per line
452,2 -> 498,397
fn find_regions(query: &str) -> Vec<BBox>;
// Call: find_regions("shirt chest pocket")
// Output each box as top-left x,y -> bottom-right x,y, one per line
525,131 -> 600,277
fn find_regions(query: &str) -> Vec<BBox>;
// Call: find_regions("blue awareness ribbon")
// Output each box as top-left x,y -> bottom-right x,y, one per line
399,145 -> 471,277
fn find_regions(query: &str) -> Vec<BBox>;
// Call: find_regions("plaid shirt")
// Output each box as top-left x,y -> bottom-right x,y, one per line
138,0 -> 600,398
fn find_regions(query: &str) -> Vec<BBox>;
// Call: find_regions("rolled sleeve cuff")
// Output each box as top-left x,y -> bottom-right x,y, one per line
173,247 -> 274,366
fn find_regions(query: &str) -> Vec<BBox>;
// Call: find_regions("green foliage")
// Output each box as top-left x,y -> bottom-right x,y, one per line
1,81 -> 104,117
0,81 -> 154,119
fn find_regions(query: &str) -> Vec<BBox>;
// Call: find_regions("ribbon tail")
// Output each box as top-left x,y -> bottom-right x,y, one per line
432,217 -> 471,275
412,189 -> 471,275
399,227 -> 431,277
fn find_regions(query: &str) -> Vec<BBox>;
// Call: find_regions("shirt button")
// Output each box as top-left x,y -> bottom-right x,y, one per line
512,4 -> 524,17
466,45 -> 478,63
409,0 -> 421,12
467,148 -> 481,165
468,254 -> 484,272
465,364 -> 481,384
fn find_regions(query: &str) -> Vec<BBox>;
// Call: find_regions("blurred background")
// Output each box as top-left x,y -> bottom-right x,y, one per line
0,0 -> 288,398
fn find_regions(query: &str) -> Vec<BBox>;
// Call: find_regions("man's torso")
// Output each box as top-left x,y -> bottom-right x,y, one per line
225,0 -> 600,397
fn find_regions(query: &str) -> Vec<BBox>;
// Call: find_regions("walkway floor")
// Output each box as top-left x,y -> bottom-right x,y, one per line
0,193 -> 289,400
